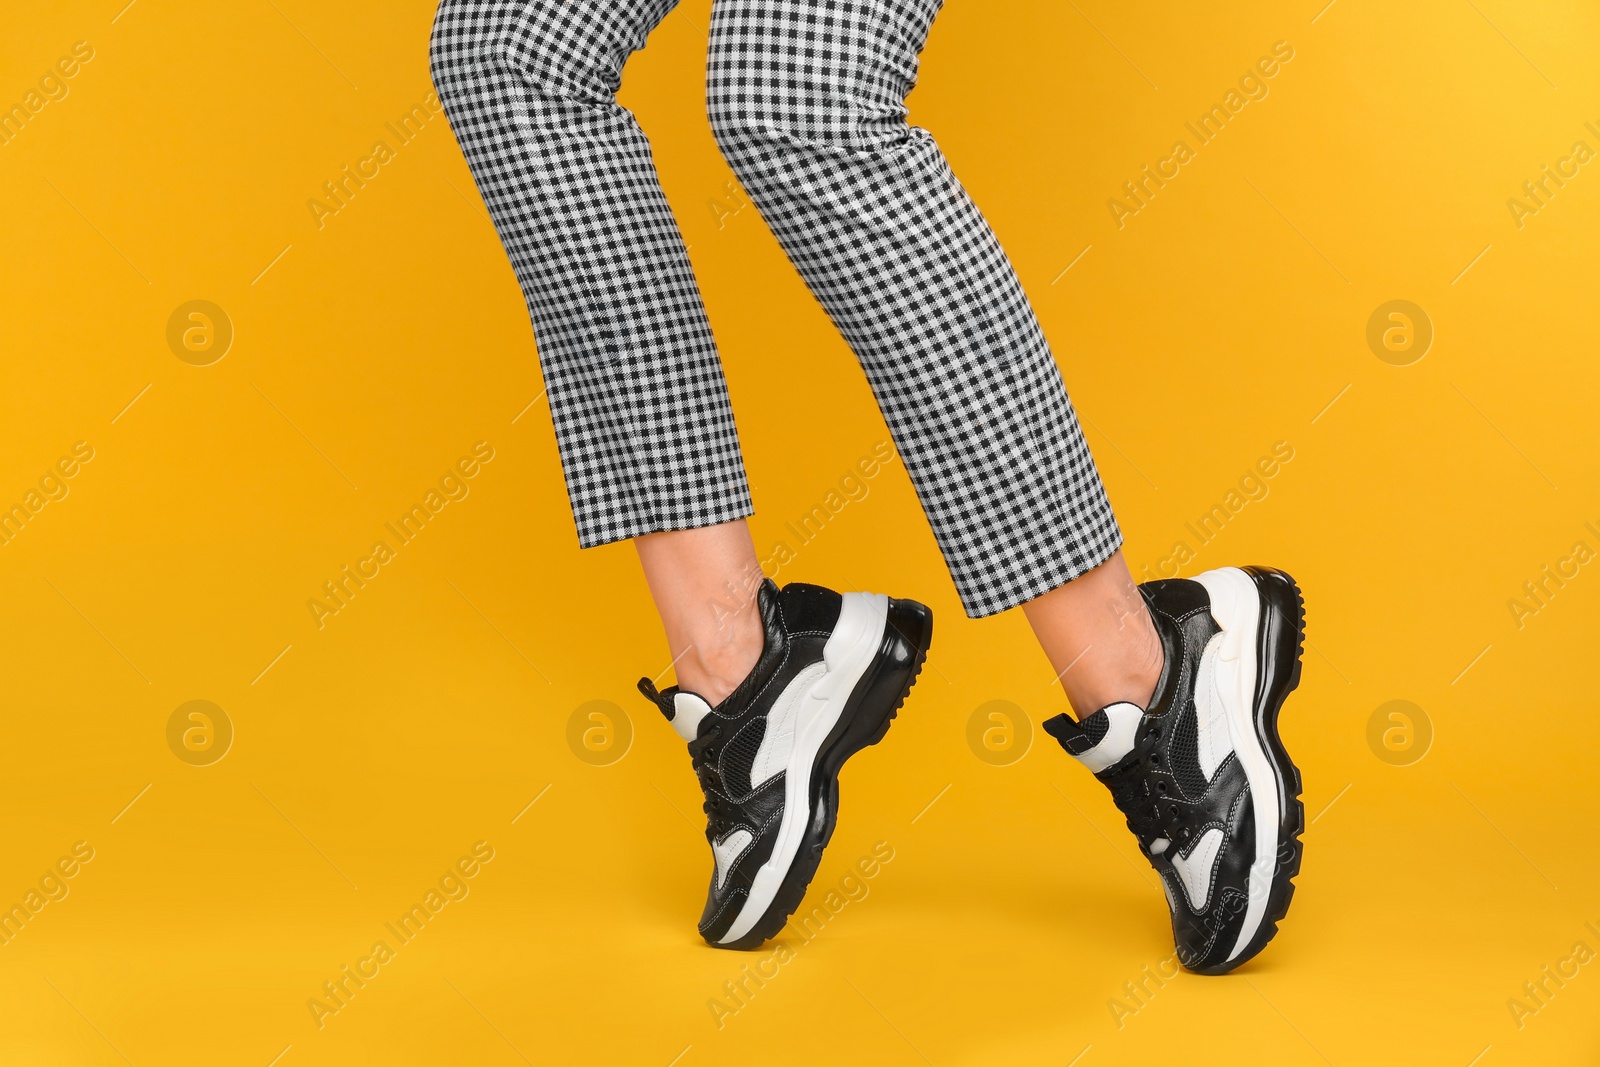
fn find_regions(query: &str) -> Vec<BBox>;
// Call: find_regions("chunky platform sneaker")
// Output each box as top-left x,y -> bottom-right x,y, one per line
638,579 -> 932,950
1044,566 -> 1306,974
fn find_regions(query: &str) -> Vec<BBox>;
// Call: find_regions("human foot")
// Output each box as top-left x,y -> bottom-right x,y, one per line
638,579 -> 933,949
1044,566 -> 1306,974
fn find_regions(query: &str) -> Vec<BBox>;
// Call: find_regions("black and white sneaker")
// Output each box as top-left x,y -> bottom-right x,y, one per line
1044,566 -> 1306,974
638,579 -> 932,950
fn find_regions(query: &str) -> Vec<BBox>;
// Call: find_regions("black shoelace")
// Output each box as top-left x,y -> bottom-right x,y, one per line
689,724 -> 733,836
1102,720 -> 1193,854
638,678 -> 737,839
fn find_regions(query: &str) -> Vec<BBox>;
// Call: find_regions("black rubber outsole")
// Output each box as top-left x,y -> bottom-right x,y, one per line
713,597 -> 933,951
1189,566 -> 1307,976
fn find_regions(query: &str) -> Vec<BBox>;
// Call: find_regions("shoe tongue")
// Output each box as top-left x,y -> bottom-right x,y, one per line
1043,702 -> 1145,773
635,678 -> 714,743
669,691 -> 713,743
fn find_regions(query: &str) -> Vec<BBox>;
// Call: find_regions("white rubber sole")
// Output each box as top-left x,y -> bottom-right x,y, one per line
1193,566 -> 1278,963
716,592 -> 888,945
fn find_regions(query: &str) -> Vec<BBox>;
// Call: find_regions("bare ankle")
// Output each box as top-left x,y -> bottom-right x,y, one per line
1086,607 -> 1163,714
676,610 -> 763,705
1027,553 -> 1165,717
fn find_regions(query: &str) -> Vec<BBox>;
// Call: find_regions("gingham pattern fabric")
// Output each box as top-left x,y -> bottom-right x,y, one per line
431,0 -> 753,547
430,0 -> 1122,618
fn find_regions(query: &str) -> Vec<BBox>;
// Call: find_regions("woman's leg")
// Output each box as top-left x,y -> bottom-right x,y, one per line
705,0 -> 1152,712
431,0 -> 763,683
435,6 -> 933,958
705,1 -> 1309,974
1022,550 -> 1161,715
634,521 -> 764,703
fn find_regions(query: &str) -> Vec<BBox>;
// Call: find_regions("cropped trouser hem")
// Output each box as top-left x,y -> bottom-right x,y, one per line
431,0 -> 1121,618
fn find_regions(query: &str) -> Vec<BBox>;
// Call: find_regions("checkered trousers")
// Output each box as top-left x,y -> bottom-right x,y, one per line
430,0 -> 1122,617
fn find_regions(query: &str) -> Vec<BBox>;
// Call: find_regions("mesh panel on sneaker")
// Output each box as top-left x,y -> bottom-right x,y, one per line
1079,712 -> 1110,748
778,583 -> 843,636
1168,702 -> 1210,801
720,716 -> 769,797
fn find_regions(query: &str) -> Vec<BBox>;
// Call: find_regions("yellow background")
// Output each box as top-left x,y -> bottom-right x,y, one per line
3,0 -> 1598,1063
